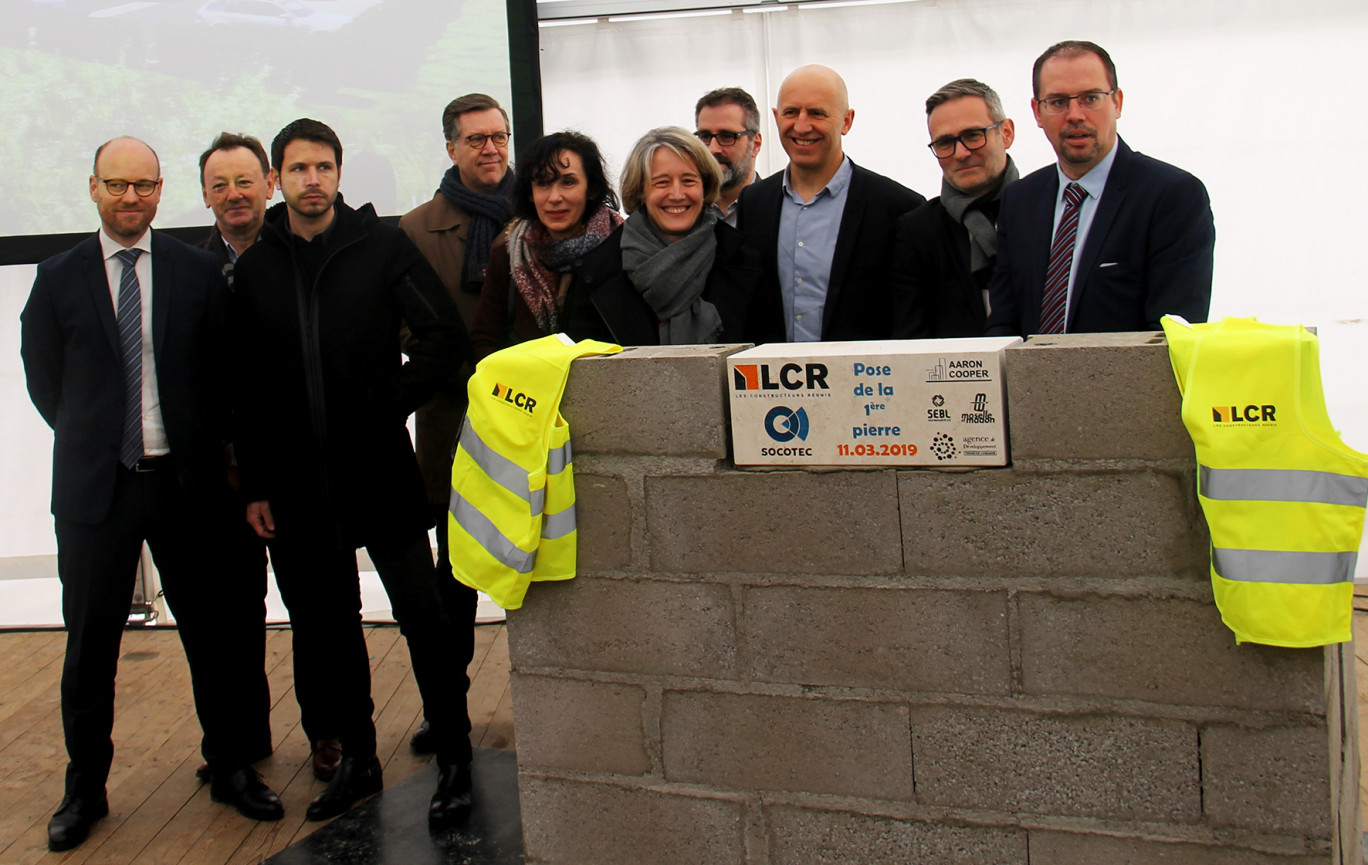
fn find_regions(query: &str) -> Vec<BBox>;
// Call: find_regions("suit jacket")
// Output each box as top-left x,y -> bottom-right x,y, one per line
399,192 -> 479,505
738,159 -> 924,342
986,138 -> 1215,336
890,197 -> 993,339
20,231 -> 229,525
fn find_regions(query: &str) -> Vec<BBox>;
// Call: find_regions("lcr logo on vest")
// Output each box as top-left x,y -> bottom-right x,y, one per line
490,383 -> 536,414
1211,404 -> 1277,425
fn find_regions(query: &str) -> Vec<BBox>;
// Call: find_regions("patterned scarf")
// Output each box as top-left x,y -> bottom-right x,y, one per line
438,166 -> 514,284
508,204 -> 622,334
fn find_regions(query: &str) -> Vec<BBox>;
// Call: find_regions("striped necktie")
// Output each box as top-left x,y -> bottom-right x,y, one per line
1038,181 -> 1087,334
115,248 -> 144,469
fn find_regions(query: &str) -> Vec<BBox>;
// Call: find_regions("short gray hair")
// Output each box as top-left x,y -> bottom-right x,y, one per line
619,126 -> 722,214
925,79 -> 1006,123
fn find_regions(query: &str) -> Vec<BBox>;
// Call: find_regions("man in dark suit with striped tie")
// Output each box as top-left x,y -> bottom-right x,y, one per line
20,136 -> 283,852
986,40 -> 1215,336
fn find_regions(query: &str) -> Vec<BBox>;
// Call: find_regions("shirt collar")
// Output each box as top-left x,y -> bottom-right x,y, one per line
782,155 -> 853,202
1054,140 -> 1118,203
99,227 -> 152,261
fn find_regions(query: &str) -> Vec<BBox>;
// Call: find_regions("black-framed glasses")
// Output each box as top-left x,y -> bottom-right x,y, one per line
927,121 -> 1004,158
1035,90 -> 1116,115
97,177 -> 160,197
694,130 -> 757,147
462,132 -> 509,149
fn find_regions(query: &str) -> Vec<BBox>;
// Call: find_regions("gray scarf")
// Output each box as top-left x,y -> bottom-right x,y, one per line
940,156 -> 1019,274
620,208 -> 721,344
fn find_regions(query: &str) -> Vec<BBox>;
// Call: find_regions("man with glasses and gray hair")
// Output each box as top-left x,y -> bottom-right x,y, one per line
398,94 -> 513,764
892,78 -> 1019,338
986,40 -> 1214,337
694,86 -> 763,227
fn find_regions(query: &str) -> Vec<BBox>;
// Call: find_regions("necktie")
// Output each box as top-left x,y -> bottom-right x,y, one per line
115,248 -> 144,469
1039,182 -> 1087,334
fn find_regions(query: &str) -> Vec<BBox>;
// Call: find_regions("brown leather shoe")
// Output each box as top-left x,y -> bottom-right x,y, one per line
312,739 -> 343,781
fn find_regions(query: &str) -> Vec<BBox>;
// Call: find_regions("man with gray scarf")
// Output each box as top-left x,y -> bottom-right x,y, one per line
892,78 -> 1019,338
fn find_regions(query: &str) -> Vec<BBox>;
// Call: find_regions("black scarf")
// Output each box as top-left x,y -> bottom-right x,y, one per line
438,166 -> 513,285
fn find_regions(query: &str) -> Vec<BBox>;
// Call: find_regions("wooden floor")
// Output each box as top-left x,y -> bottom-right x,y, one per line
0,622 -> 513,865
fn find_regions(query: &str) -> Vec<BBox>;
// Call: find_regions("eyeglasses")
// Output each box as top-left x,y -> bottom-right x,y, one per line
927,121 -> 1004,158
462,132 -> 509,150
694,130 -> 757,147
1035,90 -> 1116,115
97,177 -> 160,197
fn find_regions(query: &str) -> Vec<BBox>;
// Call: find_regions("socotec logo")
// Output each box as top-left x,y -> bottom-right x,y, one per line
764,406 -> 810,442
490,382 -> 536,414
733,363 -> 829,391
1212,404 -> 1276,424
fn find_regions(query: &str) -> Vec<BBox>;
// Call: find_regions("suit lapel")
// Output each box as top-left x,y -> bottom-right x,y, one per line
823,163 -> 865,336
150,231 -> 172,360
1068,140 -> 1132,327
1027,173 -> 1059,333
82,235 -> 122,359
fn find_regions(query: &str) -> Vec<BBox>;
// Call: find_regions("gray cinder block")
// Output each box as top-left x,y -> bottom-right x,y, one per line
1202,724 -> 1333,836
1018,593 -> 1325,711
573,472 -> 632,571
662,690 -> 912,799
1004,332 -> 1192,461
509,673 -> 650,775
766,804 -> 1028,865
519,774 -> 746,865
508,576 -> 737,679
562,345 -> 746,458
647,472 -> 901,574
910,706 -> 1200,821
743,585 -> 1011,695
897,468 -> 1208,578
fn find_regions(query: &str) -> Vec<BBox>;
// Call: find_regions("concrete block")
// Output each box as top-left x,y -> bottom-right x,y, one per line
563,345 -> 744,458
1029,830 -> 1329,864
897,468 -> 1208,578
1019,594 -> 1324,711
662,691 -> 912,799
910,706 -> 1200,821
573,473 -> 631,572
508,576 -> 737,679
743,586 -> 1010,695
1202,724 -> 1333,836
1005,333 -> 1192,461
647,472 -> 901,575
766,804 -> 1027,865
509,673 -> 650,775
519,774 -> 746,865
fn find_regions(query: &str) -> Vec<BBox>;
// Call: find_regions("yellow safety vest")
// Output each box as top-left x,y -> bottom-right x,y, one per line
448,334 -> 621,610
1162,316 -> 1368,647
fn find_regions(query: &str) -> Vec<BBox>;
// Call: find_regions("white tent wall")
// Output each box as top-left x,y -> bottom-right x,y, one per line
1,0 -> 1365,585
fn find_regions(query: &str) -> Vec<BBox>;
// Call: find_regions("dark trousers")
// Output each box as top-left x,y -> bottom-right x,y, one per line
55,462 -> 269,798
432,504 -> 476,762
268,524 -> 471,767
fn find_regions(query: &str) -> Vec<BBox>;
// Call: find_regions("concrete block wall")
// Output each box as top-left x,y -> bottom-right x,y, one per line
509,335 -> 1361,865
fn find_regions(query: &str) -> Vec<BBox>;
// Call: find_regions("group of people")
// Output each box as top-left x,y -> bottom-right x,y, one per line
18,36 -> 1214,853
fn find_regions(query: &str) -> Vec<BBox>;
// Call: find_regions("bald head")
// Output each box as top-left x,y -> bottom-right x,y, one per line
93,136 -> 160,178
774,64 -> 854,184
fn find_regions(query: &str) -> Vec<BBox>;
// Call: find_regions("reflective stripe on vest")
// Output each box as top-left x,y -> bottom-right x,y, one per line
1211,547 -> 1359,585
1200,466 -> 1368,507
450,490 -> 536,574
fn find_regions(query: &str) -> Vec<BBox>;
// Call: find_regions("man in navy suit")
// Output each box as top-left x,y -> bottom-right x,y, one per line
986,41 -> 1215,337
738,64 -> 924,343
20,136 -> 283,852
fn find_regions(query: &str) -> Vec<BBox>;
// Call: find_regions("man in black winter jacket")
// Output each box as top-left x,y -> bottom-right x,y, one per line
232,118 -> 476,826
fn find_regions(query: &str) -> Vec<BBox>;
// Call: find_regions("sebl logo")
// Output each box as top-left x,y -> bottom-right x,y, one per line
733,363 -> 829,391
491,383 -> 537,414
1212,404 -> 1276,423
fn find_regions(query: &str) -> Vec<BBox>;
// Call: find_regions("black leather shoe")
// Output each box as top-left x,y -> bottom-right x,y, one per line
312,738 -> 343,781
47,795 -> 109,852
428,762 -> 472,826
409,720 -> 437,753
210,767 -> 284,822
306,755 -> 383,821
